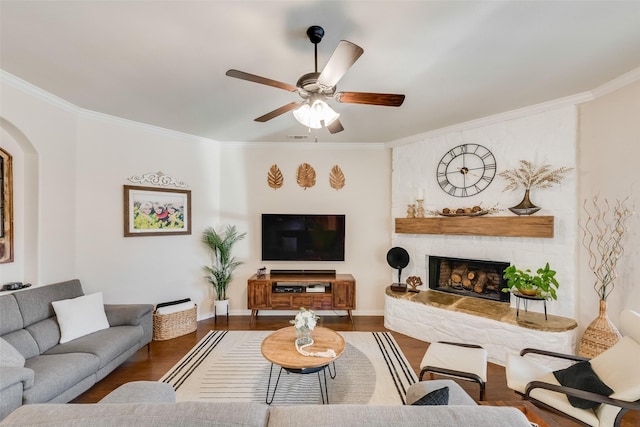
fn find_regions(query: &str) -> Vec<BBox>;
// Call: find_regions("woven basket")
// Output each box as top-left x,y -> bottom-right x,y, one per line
578,300 -> 622,358
153,304 -> 197,341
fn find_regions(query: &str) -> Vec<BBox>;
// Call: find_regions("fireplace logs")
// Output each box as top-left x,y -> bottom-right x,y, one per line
428,255 -> 511,302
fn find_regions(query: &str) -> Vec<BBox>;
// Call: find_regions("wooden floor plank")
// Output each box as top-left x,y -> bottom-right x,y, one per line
71,315 -> 637,427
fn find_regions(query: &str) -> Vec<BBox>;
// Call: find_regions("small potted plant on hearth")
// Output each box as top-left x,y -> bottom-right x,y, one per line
203,224 -> 246,315
502,262 -> 559,300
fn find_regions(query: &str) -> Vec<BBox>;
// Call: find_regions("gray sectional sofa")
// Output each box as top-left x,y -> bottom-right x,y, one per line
0,380 -> 533,426
0,279 -> 153,420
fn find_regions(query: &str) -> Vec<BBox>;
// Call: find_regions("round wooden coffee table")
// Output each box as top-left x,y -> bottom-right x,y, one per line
261,326 -> 345,404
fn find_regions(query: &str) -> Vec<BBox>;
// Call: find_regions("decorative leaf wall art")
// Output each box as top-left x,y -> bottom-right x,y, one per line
329,165 -> 345,190
296,163 -> 316,190
267,164 -> 284,190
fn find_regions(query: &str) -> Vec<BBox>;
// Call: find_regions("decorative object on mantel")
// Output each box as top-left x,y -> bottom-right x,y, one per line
578,195 -> 633,358
329,165 -> 345,190
267,164 -> 284,190
429,204 -> 499,217
127,171 -> 188,188
296,163 -> 316,189
406,204 -> 416,218
501,262 -> 559,301
499,160 -> 572,215
406,276 -> 422,293
415,199 -> 425,218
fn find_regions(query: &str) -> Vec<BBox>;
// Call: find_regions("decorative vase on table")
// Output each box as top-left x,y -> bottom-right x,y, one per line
578,299 -> 622,358
295,325 -> 313,346
508,189 -> 541,216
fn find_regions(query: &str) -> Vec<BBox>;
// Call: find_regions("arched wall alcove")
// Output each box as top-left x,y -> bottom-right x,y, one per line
0,117 -> 39,284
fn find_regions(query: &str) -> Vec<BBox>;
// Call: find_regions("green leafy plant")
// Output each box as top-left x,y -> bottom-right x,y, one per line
502,262 -> 559,300
202,225 -> 246,301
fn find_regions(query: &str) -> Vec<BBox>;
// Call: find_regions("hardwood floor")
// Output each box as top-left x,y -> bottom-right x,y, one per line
73,315 -> 637,427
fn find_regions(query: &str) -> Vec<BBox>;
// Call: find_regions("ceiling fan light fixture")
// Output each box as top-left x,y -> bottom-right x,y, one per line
293,96 -> 339,129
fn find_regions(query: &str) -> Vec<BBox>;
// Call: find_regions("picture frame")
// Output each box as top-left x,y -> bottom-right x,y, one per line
1,148 -> 14,263
123,185 -> 191,237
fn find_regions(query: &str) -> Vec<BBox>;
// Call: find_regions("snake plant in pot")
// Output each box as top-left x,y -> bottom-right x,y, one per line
203,225 -> 246,315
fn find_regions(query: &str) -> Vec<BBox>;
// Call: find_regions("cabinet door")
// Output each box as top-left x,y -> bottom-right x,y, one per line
248,281 -> 271,309
333,280 -> 355,309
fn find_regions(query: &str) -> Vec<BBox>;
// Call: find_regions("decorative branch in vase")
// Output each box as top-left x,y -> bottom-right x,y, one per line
499,160 -> 572,215
578,195 -> 633,357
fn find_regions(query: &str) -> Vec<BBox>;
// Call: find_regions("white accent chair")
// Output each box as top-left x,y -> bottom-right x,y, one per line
419,341 -> 488,400
506,310 -> 640,427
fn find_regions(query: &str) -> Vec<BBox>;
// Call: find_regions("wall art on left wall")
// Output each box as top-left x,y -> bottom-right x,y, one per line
123,185 -> 191,237
0,148 -> 13,262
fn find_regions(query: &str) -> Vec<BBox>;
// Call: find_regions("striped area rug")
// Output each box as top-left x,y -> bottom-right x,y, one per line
160,330 -> 417,405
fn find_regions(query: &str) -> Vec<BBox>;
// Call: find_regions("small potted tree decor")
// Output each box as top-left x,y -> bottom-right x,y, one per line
502,262 -> 559,301
203,224 -> 246,316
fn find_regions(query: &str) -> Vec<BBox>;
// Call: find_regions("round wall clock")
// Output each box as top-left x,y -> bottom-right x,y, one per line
436,143 -> 496,197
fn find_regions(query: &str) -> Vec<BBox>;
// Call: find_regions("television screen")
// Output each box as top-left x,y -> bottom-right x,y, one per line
261,214 -> 345,261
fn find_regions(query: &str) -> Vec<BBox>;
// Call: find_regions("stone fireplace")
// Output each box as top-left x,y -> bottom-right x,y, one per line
428,255 -> 510,302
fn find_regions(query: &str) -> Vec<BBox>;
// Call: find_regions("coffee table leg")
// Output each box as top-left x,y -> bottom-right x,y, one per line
327,361 -> 337,379
265,363 -> 283,405
317,366 -> 329,404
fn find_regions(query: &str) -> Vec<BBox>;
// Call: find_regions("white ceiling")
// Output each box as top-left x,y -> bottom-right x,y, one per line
2,1 -> 640,143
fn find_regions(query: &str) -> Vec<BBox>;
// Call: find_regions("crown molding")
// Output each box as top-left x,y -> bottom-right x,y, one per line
590,66 -> 640,98
219,140 -> 386,150
387,92 -> 590,148
1,70 -> 80,115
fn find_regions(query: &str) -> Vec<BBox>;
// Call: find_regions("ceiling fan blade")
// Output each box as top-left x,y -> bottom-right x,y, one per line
254,102 -> 300,122
226,69 -> 298,92
317,41 -> 364,88
327,119 -> 344,134
335,92 -> 405,107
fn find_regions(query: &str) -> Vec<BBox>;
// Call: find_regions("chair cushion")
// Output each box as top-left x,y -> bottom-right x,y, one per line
411,386 -> 449,405
421,342 -> 487,381
505,352 -> 554,394
52,292 -> 110,344
553,361 -> 613,409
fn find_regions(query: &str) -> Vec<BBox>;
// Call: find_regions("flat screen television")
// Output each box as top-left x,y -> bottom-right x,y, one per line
261,214 -> 345,261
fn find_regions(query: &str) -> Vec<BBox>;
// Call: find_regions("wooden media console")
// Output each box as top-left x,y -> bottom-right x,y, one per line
247,273 -> 356,321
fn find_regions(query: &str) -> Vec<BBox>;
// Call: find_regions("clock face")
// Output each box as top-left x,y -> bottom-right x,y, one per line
437,143 -> 496,197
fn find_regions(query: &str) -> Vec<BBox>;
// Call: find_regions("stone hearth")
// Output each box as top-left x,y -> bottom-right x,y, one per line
384,287 -> 577,366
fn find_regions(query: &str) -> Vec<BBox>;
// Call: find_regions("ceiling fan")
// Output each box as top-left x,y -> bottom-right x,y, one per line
226,25 -> 405,134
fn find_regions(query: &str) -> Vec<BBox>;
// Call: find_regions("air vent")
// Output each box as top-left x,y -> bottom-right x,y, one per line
287,135 -> 308,140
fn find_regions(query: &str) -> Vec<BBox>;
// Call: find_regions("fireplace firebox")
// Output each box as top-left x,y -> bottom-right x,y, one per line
428,255 -> 511,302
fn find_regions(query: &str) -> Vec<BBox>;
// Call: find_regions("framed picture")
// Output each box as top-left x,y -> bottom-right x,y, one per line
1,148 -> 14,263
123,185 -> 191,237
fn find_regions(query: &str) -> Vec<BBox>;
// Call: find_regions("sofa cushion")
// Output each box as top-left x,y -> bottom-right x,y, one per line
13,280 -> 84,327
0,337 -> 25,367
1,402 -> 270,426
1,329 -> 40,360
405,379 -> 476,406
25,318 -> 62,354
44,325 -> 143,368
268,405 -> 531,426
411,386 -> 449,405
52,292 -> 110,344
0,294 -> 23,335
22,353 -> 100,404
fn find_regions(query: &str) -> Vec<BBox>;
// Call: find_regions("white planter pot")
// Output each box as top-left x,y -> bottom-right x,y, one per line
214,299 -> 229,316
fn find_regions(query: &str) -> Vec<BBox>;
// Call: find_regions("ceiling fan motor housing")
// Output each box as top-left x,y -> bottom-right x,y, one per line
306,25 -> 324,44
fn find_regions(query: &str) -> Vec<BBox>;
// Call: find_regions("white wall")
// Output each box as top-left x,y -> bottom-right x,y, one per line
0,72 -> 391,318
578,80 -> 640,331
218,143 -> 391,315
391,106 -> 578,319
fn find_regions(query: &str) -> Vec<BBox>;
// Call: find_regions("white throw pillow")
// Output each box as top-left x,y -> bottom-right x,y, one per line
0,336 -> 25,367
52,292 -> 110,344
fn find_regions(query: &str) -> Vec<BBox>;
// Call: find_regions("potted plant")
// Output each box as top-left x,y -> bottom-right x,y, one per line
502,262 -> 559,300
202,224 -> 246,315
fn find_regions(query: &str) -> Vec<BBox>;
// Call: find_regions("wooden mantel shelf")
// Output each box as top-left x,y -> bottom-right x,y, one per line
395,216 -> 554,238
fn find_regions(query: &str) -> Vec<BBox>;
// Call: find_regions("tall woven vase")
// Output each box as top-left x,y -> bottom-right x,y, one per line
578,299 -> 622,358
